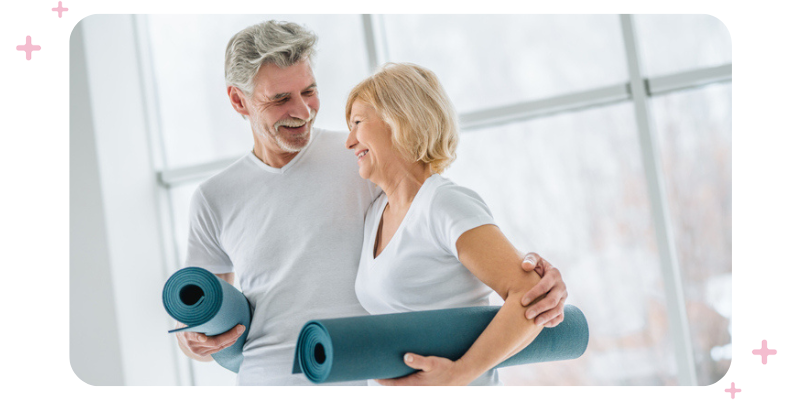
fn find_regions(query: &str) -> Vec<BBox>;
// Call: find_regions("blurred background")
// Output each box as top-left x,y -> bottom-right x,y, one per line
70,14 -> 731,386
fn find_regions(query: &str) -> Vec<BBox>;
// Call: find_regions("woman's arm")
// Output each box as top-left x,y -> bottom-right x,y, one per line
450,224 -> 545,382
376,224 -> 545,386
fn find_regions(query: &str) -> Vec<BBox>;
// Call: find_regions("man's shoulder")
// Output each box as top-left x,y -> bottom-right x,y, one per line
310,127 -> 360,167
195,154 -> 252,198
312,127 -> 348,147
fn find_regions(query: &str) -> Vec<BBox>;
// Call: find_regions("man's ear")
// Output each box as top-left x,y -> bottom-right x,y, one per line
227,86 -> 250,119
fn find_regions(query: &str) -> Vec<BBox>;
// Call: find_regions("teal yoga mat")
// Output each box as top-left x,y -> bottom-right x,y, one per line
292,305 -> 588,383
162,267 -> 252,373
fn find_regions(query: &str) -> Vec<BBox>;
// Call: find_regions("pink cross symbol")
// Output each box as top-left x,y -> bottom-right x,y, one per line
16,36 -> 41,61
725,382 -> 741,399
52,1 -> 68,18
752,339 -> 777,364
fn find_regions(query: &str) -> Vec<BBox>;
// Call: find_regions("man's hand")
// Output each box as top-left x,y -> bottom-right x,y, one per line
374,353 -> 475,386
519,252 -> 568,327
176,323 -> 246,360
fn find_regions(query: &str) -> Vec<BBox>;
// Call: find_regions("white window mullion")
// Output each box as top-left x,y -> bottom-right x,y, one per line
361,14 -> 389,73
620,14 -> 698,386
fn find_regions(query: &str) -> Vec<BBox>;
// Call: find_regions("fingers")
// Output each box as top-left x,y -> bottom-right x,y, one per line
376,357 -> 428,386
211,324 -> 246,346
521,272 -> 554,307
186,331 -> 208,343
182,324 -> 246,356
377,356 -> 432,386
404,353 -> 432,372
533,296 -> 567,326
521,252 -> 542,272
525,279 -> 567,321
191,335 -> 241,356
521,252 -> 552,278
543,312 -> 565,328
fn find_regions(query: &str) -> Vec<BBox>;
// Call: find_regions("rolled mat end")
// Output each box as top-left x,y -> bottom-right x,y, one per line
162,267 -> 252,373
293,305 -> 589,383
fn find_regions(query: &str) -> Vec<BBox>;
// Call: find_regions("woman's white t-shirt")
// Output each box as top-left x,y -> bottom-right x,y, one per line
355,174 -> 501,386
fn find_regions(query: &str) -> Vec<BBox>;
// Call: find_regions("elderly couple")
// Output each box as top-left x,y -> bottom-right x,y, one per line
174,20 -> 569,386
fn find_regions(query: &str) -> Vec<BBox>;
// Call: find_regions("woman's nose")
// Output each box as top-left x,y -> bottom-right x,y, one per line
345,128 -> 357,149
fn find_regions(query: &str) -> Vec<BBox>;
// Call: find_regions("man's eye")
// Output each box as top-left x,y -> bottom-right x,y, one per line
303,90 -> 316,96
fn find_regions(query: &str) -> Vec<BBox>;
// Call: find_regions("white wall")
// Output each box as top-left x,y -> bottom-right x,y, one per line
69,22 -> 125,386
70,14 -> 183,385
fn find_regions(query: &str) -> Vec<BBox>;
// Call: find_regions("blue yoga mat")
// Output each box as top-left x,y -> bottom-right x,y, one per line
292,305 -> 588,384
162,267 -> 252,373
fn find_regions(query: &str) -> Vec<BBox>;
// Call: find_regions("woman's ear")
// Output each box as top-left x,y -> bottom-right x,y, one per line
227,86 -> 250,119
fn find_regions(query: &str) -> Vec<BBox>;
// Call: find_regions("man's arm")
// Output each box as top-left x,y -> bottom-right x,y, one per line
519,253 -> 568,327
175,272 -> 244,362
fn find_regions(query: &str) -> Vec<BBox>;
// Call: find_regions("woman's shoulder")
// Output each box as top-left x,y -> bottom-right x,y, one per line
426,174 -> 489,211
422,174 -> 495,255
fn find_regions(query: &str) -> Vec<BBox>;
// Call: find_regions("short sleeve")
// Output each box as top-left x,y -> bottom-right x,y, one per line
184,187 -> 233,274
429,184 -> 496,258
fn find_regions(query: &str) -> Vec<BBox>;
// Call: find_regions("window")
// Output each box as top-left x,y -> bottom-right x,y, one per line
446,103 -> 675,384
383,15 -> 629,112
651,83 -> 732,384
143,14 -> 731,385
634,15 -> 732,77
146,14 -> 370,169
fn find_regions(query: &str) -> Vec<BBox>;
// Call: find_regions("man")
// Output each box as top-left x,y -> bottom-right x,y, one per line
175,20 -> 568,386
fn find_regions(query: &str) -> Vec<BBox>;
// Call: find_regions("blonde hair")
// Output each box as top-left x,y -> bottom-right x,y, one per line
346,63 -> 458,174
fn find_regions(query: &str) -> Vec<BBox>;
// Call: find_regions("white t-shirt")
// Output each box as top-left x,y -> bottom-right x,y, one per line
185,128 -> 381,385
355,174 -> 501,386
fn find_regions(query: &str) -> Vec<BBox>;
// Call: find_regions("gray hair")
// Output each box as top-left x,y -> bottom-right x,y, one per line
224,20 -> 318,96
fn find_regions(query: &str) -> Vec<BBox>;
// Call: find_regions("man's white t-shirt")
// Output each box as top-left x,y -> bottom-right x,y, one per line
185,128 -> 380,385
355,173 -> 501,386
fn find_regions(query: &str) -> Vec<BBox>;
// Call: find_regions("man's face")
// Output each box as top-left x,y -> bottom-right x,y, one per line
247,59 -> 320,153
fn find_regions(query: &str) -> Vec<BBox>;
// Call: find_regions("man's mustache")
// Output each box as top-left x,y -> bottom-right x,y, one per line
274,110 -> 317,130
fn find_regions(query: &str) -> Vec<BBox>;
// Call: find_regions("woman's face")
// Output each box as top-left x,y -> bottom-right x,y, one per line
346,100 -> 400,183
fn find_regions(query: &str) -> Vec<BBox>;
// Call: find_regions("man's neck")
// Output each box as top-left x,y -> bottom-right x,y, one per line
252,137 -> 302,169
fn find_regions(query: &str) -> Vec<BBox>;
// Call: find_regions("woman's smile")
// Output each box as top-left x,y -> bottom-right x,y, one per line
356,149 -> 370,162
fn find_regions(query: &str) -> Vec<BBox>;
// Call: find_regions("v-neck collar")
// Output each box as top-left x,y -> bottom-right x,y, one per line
370,173 -> 439,260
247,129 -> 318,174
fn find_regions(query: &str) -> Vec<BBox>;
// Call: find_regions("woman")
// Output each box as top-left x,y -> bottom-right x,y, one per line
345,63 -> 546,386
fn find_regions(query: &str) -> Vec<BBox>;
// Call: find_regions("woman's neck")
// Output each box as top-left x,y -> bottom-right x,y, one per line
376,161 -> 433,213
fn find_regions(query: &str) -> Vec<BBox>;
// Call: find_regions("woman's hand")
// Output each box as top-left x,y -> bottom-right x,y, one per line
374,353 -> 478,386
520,252 -> 568,327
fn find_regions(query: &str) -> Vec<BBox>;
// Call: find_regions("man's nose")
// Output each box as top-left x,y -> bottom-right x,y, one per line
288,95 -> 312,120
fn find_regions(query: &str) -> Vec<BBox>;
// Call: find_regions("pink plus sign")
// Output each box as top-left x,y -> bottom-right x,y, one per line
725,382 -> 741,399
52,1 -> 68,18
752,339 -> 777,364
16,36 -> 41,61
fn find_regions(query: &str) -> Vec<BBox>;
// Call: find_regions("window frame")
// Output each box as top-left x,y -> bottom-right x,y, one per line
140,14 -> 731,386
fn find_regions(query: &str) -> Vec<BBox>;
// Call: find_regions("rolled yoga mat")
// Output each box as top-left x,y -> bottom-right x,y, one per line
292,304 -> 588,383
162,267 -> 252,373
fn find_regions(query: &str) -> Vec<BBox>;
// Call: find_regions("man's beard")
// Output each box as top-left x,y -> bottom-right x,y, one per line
254,109 -> 317,153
